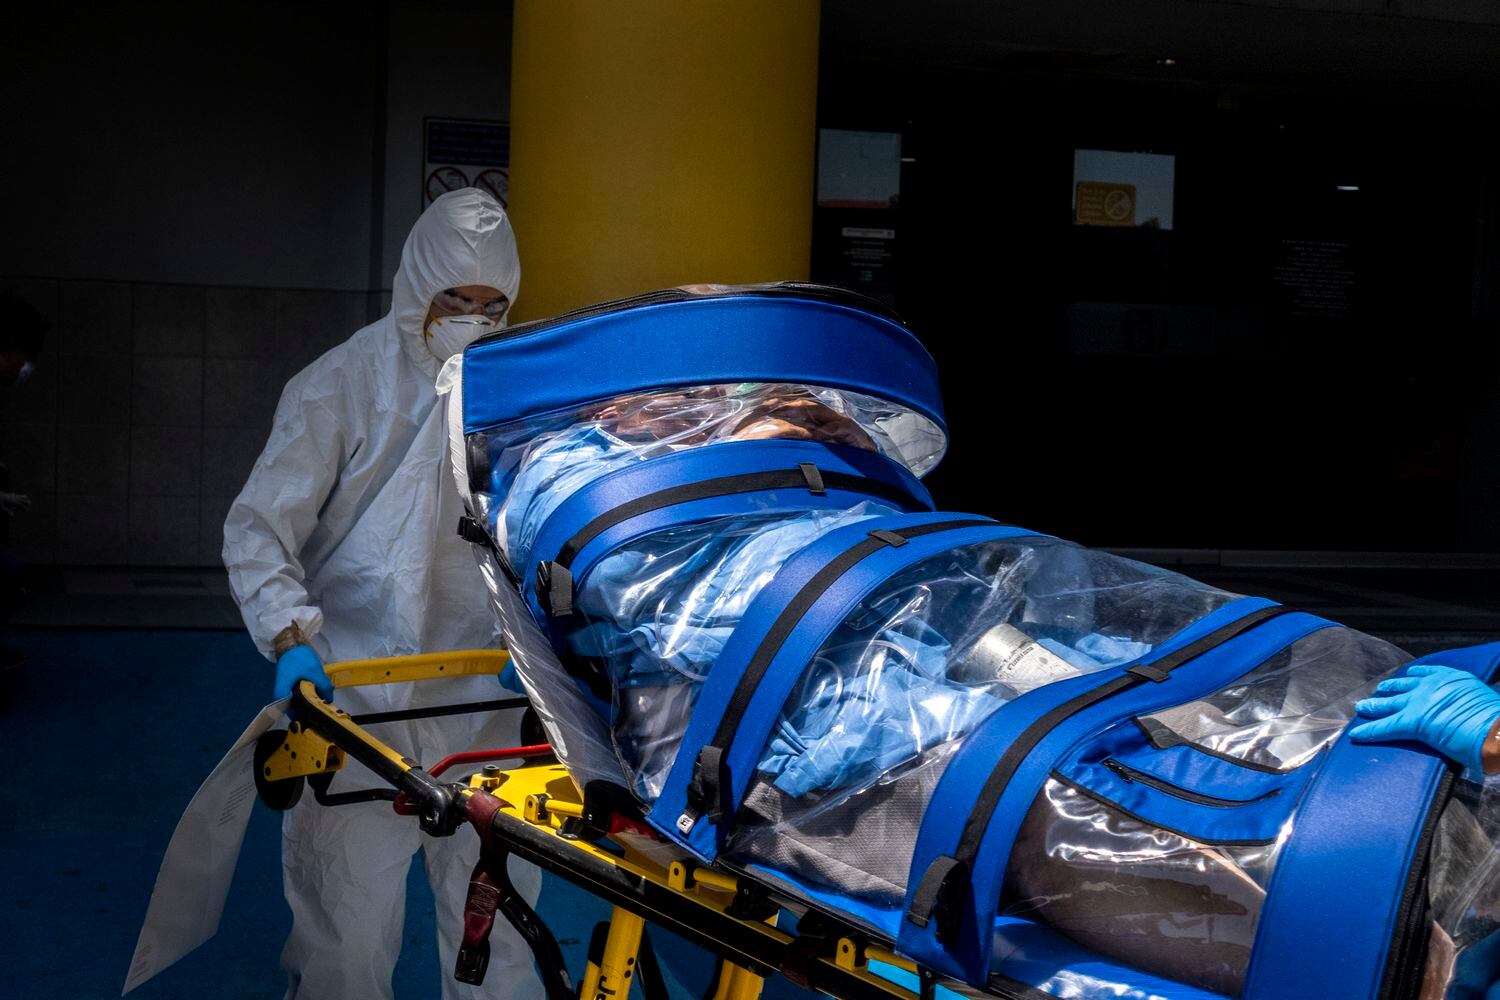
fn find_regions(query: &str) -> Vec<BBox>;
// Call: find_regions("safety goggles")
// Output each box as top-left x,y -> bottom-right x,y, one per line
433,288 -> 510,321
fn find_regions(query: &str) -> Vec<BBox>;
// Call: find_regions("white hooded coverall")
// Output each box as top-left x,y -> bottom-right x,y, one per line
223,188 -> 543,1000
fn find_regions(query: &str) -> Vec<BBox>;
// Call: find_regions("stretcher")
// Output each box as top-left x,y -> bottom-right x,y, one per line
127,282 -> 1500,999
253,650 -> 975,1000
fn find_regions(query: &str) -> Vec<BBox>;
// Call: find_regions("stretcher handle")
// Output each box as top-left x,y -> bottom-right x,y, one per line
324,649 -> 510,689
289,678 -> 467,836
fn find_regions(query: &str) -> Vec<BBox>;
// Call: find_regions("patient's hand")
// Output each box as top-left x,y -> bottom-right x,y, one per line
731,397 -> 874,449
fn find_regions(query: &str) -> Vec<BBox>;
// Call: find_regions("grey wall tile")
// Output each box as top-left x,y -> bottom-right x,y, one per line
204,357 -> 283,430
202,426 -> 266,497
128,494 -> 200,566
131,426 -> 202,497
6,491 -> 55,564
133,356 -> 203,427
133,284 -> 205,357
199,494 -> 234,568
13,279 -> 395,572
205,286 -> 278,359
57,425 -> 129,495
56,494 -> 128,565
60,355 -> 132,425
59,281 -> 131,356
0,421 -> 56,495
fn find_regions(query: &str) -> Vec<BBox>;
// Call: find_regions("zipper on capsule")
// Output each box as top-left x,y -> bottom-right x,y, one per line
1102,758 -> 1280,808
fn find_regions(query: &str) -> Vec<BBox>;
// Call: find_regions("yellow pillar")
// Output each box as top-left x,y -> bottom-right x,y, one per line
508,1 -> 821,322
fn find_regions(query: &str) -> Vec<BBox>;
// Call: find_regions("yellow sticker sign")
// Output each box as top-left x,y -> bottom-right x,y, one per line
1075,181 -> 1137,226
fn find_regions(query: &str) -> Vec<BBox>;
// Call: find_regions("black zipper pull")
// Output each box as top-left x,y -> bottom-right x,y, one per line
1104,759 -> 1134,782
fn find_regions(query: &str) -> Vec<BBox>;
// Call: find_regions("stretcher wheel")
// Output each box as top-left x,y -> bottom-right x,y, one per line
254,729 -> 305,811
520,706 -> 546,747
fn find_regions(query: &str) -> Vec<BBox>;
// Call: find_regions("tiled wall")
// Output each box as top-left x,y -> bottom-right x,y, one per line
1,277 -> 383,568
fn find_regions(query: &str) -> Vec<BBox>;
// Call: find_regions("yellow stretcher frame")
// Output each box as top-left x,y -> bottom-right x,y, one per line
258,652 -> 970,1000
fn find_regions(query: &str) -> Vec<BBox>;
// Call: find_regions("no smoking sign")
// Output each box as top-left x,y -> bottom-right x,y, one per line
423,118 -> 510,208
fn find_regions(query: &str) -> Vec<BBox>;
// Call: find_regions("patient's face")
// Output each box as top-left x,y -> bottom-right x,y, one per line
588,385 -> 874,450
730,395 -> 874,448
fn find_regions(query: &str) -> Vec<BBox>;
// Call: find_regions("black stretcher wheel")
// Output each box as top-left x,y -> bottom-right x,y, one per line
254,729 -> 305,811
520,705 -> 546,747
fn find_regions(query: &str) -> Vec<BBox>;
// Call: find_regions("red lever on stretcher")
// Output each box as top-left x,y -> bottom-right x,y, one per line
392,744 -> 554,816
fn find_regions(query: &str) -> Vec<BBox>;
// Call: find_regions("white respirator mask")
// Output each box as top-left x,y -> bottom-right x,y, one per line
424,313 -> 500,361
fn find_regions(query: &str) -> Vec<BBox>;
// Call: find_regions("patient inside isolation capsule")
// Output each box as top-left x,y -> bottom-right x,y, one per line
484,383 -> 1190,799
461,378 -> 1500,999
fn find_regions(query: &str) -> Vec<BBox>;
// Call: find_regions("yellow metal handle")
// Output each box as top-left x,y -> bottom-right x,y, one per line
323,649 -> 510,689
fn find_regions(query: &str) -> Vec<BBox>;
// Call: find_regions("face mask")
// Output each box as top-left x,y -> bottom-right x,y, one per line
12,361 -> 35,386
424,314 -> 499,361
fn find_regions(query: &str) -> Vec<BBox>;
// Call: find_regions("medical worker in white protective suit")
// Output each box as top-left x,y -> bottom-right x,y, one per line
223,188 -> 543,1000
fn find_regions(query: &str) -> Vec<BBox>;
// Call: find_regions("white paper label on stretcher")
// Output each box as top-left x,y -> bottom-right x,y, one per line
974,623 -> 1084,696
122,699 -> 288,995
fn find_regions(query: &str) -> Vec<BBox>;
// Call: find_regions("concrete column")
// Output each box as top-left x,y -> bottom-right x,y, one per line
508,1 -> 820,321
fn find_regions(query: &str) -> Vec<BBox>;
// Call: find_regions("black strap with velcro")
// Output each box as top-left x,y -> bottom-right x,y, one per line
554,466 -> 928,573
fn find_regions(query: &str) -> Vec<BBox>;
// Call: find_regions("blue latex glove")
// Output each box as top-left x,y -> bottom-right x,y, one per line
498,661 -> 524,693
1350,664 -> 1500,778
274,644 -> 334,702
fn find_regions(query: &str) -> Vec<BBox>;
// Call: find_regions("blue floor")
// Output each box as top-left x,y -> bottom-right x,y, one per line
0,628 -> 815,999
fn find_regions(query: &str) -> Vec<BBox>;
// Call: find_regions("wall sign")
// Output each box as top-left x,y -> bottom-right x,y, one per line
1075,181 -> 1137,227
423,117 -> 510,208
1072,149 -> 1175,229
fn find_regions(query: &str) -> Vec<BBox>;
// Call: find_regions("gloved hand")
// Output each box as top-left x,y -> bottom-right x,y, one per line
0,491 -> 31,515
1350,664 -> 1500,777
274,644 -> 334,702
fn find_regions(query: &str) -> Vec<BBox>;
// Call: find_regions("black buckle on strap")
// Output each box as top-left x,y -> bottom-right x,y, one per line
457,515 -> 489,545
1126,662 -> 1172,683
686,745 -> 732,827
867,528 -> 908,548
798,462 -> 826,495
535,561 -> 574,617
906,854 -> 968,942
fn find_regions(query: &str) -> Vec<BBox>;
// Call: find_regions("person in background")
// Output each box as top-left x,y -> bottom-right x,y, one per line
0,292 -> 48,676
222,189 -> 542,999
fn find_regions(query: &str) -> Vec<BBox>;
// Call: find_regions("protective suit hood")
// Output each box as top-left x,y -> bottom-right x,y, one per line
392,187 -> 520,374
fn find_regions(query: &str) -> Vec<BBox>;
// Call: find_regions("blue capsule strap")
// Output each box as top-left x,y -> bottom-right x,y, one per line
650,511 -> 1034,859
898,600 -> 1326,983
1241,642 -> 1500,1000
522,439 -> 934,624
